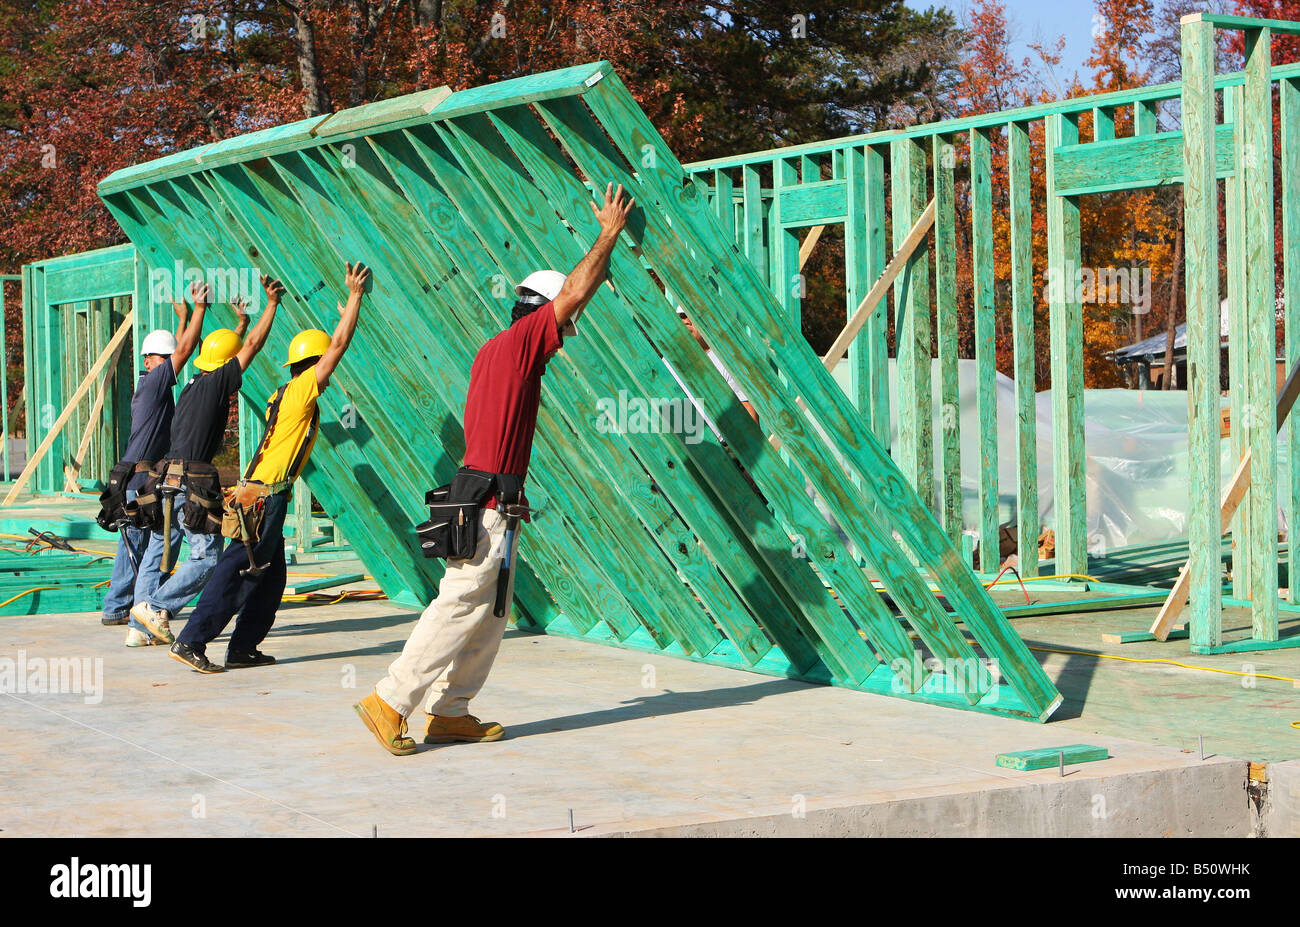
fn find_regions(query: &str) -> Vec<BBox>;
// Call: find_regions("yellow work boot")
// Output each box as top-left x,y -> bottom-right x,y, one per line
353,693 -> 417,756
424,713 -> 504,744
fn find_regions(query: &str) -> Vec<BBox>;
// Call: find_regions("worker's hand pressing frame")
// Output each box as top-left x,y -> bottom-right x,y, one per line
260,273 -> 285,308
314,260 -> 368,391
591,182 -> 634,237
553,183 -> 636,336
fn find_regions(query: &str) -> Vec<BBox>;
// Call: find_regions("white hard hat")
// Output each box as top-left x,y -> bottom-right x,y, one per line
140,329 -> 177,357
516,269 -> 580,337
515,270 -> 567,301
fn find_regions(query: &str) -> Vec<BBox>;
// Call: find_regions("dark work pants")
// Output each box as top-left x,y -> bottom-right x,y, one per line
178,490 -> 289,655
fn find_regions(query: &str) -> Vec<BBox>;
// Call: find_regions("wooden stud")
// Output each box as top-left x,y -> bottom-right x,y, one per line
1283,77 -> 1300,604
1226,84 -> 1251,603
1045,112 -> 1087,577
62,337 -> 126,492
891,136 -> 934,510
1009,121 -> 1039,577
1182,17 -> 1224,648
1242,27 -> 1278,641
865,145 -> 890,446
933,134 -> 962,543
822,199 -> 935,372
971,126 -> 999,571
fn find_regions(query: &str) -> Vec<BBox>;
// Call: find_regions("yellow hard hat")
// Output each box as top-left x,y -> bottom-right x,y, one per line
194,328 -> 242,371
283,329 -> 331,367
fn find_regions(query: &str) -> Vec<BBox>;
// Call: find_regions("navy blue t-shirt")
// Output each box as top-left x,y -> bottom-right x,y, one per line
121,360 -> 177,488
164,358 -> 243,463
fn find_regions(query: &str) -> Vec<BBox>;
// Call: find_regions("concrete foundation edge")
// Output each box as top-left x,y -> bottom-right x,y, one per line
588,759 -> 1256,837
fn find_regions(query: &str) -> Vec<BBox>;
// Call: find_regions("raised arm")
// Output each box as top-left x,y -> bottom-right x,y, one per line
171,282 -> 209,372
173,296 -> 188,343
235,275 -> 283,371
551,183 -> 634,328
314,261 -> 367,391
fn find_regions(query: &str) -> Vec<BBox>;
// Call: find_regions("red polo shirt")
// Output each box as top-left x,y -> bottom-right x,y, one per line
462,302 -> 562,508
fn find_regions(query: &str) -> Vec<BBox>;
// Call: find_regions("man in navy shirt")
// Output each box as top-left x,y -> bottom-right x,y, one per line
102,284 -> 212,637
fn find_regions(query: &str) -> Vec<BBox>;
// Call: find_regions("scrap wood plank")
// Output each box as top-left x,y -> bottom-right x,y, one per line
283,572 -> 365,595
798,224 -> 824,269
3,311 -> 135,506
996,744 -> 1109,771
1150,356 -> 1300,640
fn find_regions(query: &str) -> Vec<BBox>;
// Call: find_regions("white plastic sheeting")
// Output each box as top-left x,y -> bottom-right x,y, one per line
823,358 -> 1282,552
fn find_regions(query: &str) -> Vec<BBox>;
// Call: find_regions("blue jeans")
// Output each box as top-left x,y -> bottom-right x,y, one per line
136,485 -> 224,618
102,488 -> 176,621
179,491 -> 289,655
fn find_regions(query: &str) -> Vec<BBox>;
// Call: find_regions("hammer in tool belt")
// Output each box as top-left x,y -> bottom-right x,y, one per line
113,518 -> 142,573
158,464 -> 185,574
493,503 -> 539,618
233,502 -> 271,578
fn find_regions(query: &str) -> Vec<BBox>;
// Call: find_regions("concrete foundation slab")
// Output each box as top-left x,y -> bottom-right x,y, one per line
0,599 -> 1273,837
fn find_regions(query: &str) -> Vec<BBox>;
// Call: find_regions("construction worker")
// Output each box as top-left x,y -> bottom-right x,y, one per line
665,301 -> 759,436
100,283 -> 216,636
129,275 -> 282,646
169,261 -> 368,673
355,183 -> 634,756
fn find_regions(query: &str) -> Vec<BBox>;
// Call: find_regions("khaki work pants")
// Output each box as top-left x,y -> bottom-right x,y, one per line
376,508 -> 519,718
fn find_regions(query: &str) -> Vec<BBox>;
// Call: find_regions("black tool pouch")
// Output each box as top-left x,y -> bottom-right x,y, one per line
96,460 -> 137,532
126,466 -> 165,531
415,468 -> 498,560
181,463 -> 224,534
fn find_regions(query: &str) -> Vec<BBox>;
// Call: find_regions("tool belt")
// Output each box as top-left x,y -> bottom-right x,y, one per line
221,479 -> 284,544
134,459 -> 224,535
416,467 -> 523,560
220,379 -> 316,545
96,460 -> 154,531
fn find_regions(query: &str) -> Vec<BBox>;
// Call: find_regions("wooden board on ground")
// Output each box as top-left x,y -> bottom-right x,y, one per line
996,744 -> 1109,770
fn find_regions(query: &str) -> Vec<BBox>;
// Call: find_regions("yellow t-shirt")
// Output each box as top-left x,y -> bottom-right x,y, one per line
249,369 -> 321,485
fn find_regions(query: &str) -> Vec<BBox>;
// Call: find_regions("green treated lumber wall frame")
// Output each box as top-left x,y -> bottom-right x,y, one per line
684,16 -> 1300,649
20,245 -> 147,493
99,62 -> 1062,720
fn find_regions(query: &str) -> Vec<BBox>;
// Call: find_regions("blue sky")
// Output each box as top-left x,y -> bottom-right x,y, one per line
930,0 -> 1102,93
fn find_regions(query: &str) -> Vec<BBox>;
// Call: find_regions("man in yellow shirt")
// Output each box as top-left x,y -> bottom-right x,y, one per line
169,261 -> 369,673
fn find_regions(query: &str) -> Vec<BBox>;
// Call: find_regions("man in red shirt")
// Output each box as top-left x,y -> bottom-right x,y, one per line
356,183 -> 635,756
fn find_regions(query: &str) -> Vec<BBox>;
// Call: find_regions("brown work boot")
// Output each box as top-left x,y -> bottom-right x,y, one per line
424,713 -> 504,744
354,693 -> 417,756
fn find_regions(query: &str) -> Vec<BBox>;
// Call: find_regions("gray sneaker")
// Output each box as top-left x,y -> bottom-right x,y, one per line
129,601 -> 174,644
124,626 -> 158,648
